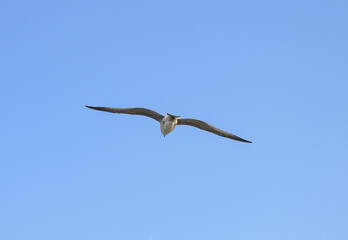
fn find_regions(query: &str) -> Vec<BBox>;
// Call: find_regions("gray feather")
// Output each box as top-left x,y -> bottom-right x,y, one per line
177,118 -> 252,143
85,106 -> 164,122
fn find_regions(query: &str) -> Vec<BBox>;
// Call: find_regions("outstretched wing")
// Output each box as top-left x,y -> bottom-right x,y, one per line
85,106 -> 164,122
177,118 -> 252,143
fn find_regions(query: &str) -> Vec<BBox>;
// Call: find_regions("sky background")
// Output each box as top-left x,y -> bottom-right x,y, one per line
1,0 -> 347,239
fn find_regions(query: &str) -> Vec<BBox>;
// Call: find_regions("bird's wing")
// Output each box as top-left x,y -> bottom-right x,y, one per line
85,106 -> 164,122
177,118 -> 252,143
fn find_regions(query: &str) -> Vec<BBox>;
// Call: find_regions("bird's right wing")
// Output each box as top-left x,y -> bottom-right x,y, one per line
85,106 -> 164,122
177,118 -> 252,143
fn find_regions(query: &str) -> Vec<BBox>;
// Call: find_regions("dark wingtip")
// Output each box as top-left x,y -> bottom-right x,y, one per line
85,105 -> 99,111
240,138 -> 252,143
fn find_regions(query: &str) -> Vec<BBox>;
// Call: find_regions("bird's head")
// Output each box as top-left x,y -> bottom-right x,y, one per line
166,113 -> 181,119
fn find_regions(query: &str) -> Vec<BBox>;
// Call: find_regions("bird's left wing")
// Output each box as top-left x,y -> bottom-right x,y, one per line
177,118 -> 252,143
85,106 -> 164,122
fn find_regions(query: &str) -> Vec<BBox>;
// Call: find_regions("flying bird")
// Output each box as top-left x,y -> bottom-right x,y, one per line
85,106 -> 252,143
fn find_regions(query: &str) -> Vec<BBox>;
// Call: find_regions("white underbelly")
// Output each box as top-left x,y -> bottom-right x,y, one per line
161,121 -> 176,135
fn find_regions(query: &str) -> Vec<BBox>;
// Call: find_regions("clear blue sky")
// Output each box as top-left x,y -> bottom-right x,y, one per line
1,1 -> 347,239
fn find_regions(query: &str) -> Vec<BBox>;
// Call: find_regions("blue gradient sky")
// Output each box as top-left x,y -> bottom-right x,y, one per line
1,1 -> 347,239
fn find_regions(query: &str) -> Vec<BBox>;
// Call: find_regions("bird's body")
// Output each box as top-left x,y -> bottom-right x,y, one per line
160,114 -> 179,136
85,105 -> 252,143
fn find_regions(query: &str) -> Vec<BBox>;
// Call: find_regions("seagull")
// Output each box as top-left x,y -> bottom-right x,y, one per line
85,106 -> 252,143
